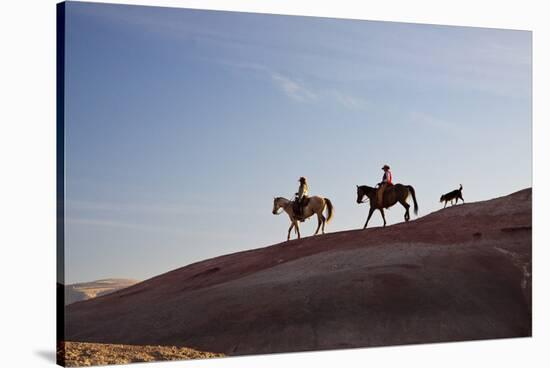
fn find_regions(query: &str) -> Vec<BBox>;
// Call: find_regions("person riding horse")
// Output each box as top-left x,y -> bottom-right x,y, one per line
377,165 -> 393,207
294,176 -> 309,219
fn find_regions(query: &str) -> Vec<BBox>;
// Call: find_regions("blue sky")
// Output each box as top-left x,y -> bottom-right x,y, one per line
63,1 -> 531,284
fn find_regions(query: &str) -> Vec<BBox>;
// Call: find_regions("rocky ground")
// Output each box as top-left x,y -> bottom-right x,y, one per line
58,341 -> 223,366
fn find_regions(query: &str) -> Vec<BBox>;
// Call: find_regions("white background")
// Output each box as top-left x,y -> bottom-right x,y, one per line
0,0 -> 548,367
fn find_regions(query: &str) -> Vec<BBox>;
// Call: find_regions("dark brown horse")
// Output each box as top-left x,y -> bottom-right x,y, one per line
356,184 -> 418,229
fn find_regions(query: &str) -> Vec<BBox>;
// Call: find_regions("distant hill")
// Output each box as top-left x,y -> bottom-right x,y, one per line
65,189 -> 531,356
64,279 -> 138,306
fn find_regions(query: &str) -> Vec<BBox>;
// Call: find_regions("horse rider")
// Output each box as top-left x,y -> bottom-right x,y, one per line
294,176 -> 309,219
377,165 -> 393,207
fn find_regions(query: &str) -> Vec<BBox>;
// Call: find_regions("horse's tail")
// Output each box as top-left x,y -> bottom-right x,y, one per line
408,186 -> 419,215
324,198 -> 334,223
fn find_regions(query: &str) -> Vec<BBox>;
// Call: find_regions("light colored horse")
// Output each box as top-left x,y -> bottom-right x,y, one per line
272,196 -> 334,241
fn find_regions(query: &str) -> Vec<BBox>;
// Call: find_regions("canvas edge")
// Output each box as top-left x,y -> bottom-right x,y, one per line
56,2 -> 67,367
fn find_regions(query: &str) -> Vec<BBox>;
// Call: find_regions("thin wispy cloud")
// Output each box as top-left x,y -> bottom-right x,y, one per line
408,111 -> 458,132
327,90 -> 370,110
66,217 -> 243,242
66,199 -> 264,217
66,218 -> 146,230
270,73 -> 317,102
219,60 -> 369,109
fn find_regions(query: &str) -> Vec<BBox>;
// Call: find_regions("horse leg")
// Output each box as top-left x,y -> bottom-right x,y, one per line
314,213 -> 322,235
287,223 -> 294,241
364,207 -> 375,229
399,200 -> 410,221
379,208 -> 387,227
321,214 -> 326,234
295,221 -> 301,239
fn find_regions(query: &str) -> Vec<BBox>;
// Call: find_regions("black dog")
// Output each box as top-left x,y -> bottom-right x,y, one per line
440,184 -> 464,208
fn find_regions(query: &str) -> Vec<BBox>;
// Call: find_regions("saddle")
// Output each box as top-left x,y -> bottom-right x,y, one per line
293,196 -> 310,221
376,183 -> 393,209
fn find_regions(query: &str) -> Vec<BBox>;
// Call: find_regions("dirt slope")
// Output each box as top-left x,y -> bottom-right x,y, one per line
65,188 -> 532,356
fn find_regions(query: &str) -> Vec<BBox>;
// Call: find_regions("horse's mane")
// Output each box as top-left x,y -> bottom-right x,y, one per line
358,185 -> 377,200
358,185 -> 374,192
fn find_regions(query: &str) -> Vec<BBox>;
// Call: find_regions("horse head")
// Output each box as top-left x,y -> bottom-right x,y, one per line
272,197 -> 285,215
356,185 -> 373,204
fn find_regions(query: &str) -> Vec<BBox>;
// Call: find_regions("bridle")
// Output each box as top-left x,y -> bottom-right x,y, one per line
273,197 -> 288,215
358,187 -> 370,204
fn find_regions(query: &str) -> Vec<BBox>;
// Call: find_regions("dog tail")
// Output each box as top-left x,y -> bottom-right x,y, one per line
459,184 -> 463,191
408,185 -> 419,215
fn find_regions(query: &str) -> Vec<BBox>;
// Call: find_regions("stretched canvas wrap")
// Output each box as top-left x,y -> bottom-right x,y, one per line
57,1 -> 532,366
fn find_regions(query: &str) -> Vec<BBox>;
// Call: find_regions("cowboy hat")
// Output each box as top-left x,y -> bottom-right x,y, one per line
381,164 -> 390,170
